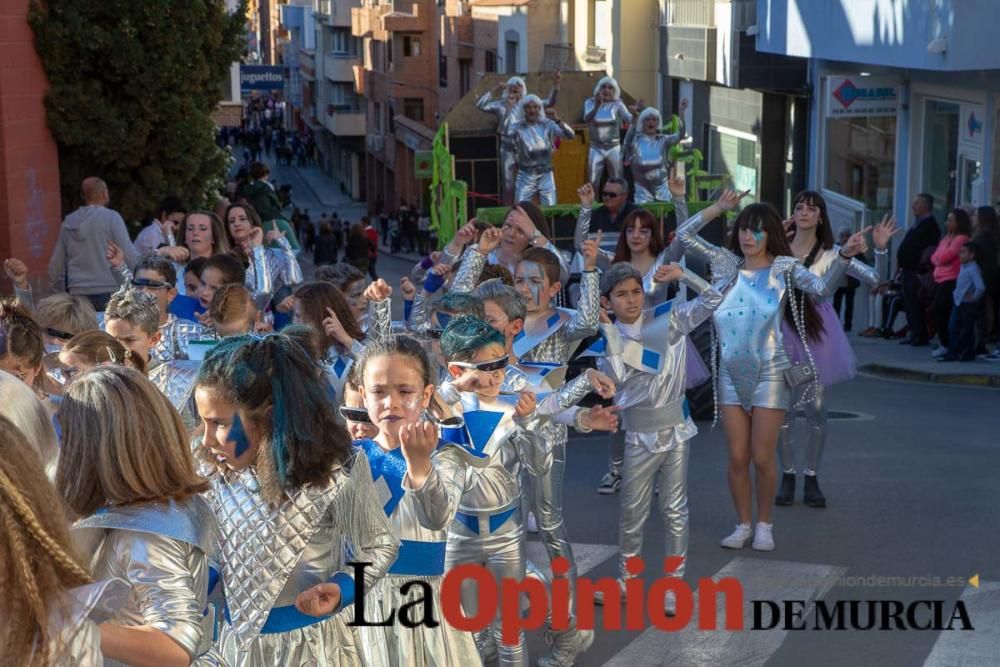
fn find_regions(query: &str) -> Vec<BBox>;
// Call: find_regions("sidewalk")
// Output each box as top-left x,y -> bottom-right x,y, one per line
852,335 -> 1000,388
267,161 -> 367,223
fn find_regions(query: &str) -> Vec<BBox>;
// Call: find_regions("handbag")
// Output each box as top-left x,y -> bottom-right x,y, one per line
783,268 -> 820,398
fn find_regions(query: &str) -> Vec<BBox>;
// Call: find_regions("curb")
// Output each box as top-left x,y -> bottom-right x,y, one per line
858,363 -> 1000,388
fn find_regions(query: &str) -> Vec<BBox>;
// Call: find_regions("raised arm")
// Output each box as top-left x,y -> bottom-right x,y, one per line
405,445 -> 468,532
666,266 -> 724,335
583,97 -> 599,124
563,266 -> 600,341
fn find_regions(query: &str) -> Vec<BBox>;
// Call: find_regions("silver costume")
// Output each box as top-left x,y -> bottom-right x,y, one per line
476,80 -> 558,204
244,238 -> 303,310
149,359 -> 203,430
779,247 -> 886,476
207,450 -> 397,667
623,109 -> 686,204
154,313 -> 209,362
355,438 -> 483,667
449,243 -> 572,296
580,269 -> 722,583
512,111 -> 576,207
45,578 -> 130,666
677,212 -> 849,412
72,497 -> 218,666
583,78 -> 633,188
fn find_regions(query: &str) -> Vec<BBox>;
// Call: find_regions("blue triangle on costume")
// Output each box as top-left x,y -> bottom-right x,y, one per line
587,337 -> 607,355
514,330 -> 525,342
547,312 -> 562,327
333,356 -> 347,377
463,410 -> 504,455
358,439 -> 407,517
641,348 -> 661,370
654,300 -> 674,318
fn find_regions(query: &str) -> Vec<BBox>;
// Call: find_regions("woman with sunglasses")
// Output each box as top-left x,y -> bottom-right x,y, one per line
622,102 -> 689,203
584,76 -> 633,191
511,94 -> 575,206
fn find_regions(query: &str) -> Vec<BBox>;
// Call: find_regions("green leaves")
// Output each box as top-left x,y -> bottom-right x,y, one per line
30,0 -> 248,223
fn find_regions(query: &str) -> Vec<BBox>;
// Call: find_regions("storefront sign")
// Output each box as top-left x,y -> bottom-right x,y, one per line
826,77 -> 898,117
240,65 -> 286,92
960,103 -> 984,152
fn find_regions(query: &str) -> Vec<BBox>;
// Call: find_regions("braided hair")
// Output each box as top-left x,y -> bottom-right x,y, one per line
0,416 -> 91,666
196,334 -> 352,498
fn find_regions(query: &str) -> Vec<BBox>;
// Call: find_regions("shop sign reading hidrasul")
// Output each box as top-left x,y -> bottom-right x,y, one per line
826,76 -> 898,118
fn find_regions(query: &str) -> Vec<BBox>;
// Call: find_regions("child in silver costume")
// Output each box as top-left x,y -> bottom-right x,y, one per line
194,334 -> 397,666
580,262 -> 722,614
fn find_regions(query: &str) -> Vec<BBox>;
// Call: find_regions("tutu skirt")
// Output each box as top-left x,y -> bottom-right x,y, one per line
781,301 -> 856,387
685,337 -> 711,389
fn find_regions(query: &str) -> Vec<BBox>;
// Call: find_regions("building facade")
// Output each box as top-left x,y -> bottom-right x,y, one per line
756,0 -> 1000,231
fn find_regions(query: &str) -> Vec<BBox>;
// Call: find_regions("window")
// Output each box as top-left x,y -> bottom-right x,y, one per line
708,126 -> 759,204
587,0 -> 597,47
403,97 -> 424,122
439,43 -> 448,88
485,49 -> 497,73
374,102 -> 383,134
459,59 -> 472,97
331,29 -> 356,55
403,35 -> 421,57
921,99 -> 959,217
825,115 -> 897,217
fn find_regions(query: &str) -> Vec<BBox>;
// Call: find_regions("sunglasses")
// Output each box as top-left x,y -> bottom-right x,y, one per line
338,406 -> 373,424
602,191 -> 623,198
45,327 -> 75,341
132,278 -> 171,290
450,355 -> 509,373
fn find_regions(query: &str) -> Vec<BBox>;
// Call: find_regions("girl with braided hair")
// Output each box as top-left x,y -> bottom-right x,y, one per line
0,415 -> 128,666
57,365 -> 215,667
193,333 -> 397,666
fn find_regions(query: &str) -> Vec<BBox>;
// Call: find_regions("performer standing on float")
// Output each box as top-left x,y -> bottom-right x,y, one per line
477,72 -> 562,204
622,101 -> 689,203
512,96 -> 576,206
776,191 -> 897,508
583,76 -> 632,191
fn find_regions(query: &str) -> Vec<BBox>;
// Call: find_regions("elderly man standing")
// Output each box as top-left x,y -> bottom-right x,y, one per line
48,177 -> 139,311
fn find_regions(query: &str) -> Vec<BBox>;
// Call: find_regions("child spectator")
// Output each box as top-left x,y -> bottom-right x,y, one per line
209,283 -> 257,337
942,242 -> 985,362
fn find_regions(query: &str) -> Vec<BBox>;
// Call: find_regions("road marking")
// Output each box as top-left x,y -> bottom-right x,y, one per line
923,580 -> 1000,666
604,557 -> 846,667
525,541 -> 619,579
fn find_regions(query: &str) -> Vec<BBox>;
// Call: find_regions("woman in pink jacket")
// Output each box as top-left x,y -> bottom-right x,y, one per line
930,208 -> 972,357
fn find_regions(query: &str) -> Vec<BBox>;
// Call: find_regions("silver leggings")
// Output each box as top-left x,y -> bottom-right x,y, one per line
778,385 -> 828,475
619,440 -> 690,580
587,145 -> 624,189
514,170 -> 557,206
446,516 -> 527,667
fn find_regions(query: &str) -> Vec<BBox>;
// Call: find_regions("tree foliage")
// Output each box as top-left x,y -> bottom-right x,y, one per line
30,0 -> 248,223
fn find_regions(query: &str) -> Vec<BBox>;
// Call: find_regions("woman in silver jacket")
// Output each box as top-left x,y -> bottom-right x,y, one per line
224,203 -> 303,314
622,102 -> 688,203
583,76 -> 633,190
194,334 -> 397,667
677,191 -> 869,553
57,366 -> 216,667
511,95 -> 576,206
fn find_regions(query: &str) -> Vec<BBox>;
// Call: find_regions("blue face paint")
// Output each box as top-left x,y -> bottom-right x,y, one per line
229,413 -> 251,458
752,230 -> 766,243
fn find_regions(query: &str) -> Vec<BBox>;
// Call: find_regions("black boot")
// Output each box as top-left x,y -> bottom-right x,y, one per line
803,474 -> 826,508
775,472 -> 796,506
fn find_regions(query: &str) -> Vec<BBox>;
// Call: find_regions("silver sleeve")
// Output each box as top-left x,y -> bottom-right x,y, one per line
410,289 -> 431,332
845,249 -> 886,286
676,211 -> 739,271
537,371 -> 593,415
563,269 -> 600,340
476,91 -> 501,114
274,239 -> 303,286
112,263 -> 133,290
246,245 -> 273,308
451,246 -> 487,293
671,271 -> 724,335
574,206 -> 593,251
366,298 -> 392,343
785,255 -> 847,297
405,447 -> 468,531
14,285 -> 34,311
617,99 -> 634,126
558,120 -> 576,140
596,323 -> 628,381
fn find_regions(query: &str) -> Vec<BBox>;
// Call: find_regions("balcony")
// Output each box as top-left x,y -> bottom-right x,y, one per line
352,5 -> 388,40
325,52 -> 359,82
353,64 -> 366,96
324,106 -> 366,136
383,3 -> 428,33
544,43 -> 575,71
583,45 -> 606,64
317,0 -> 355,28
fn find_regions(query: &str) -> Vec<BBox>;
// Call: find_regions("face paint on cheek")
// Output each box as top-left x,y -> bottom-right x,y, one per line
520,261 -> 546,306
230,413 -> 251,457
752,230 -> 766,243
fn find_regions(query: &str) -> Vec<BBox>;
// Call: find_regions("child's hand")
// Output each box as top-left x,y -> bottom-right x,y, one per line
323,307 -> 354,348
585,369 -> 616,398
453,221 -> 478,248
514,390 -> 537,418
3,258 -> 29,289
581,230 -> 603,272
430,263 -> 451,279
582,405 -> 620,432
653,262 -> 684,284
667,166 -> 685,199
196,311 -> 214,329
275,295 -> 295,313
364,278 -> 392,302
399,421 -> 438,487
477,227 -> 502,254
400,277 -> 416,300
157,245 -> 190,263
449,371 -> 482,394
599,307 -> 613,325
295,582 -> 342,617
105,241 -> 126,269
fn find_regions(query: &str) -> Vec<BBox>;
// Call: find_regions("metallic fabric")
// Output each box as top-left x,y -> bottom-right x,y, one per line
584,98 -> 632,187
355,442 -> 483,667
514,169 -> 558,206
367,296 -> 392,343
623,122 -> 685,204
148,359 -> 202,430
72,497 -> 215,661
245,238 -> 303,310
512,119 -> 575,176
809,247 -> 886,305
677,212 -> 850,412
208,451 -> 397,665
154,314 -> 209,363
46,578 -> 130,666
514,271 -> 600,364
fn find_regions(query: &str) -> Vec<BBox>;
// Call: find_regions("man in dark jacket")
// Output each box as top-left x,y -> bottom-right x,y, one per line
573,177 -> 636,271
897,193 -> 941,345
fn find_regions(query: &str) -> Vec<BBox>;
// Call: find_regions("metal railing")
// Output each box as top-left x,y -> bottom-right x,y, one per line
543,43 -> 575,71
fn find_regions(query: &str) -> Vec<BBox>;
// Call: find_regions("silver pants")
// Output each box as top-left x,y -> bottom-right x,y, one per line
447,512 -> 527,667
633,179 -> 671,204
526,435 -> 579,619
500,143 -> 517,205
587,145 -> 623,189
515,170 -> 557,206
619,440 -> 690,580
778,386 -> 827,475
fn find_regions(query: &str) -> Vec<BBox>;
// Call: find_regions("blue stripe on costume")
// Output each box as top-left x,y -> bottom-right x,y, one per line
388,540 -> 447,576
653,300 -> 674,318
357,439 -> 408,517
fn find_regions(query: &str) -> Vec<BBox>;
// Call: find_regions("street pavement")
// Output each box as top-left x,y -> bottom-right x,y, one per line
276,162 -> 1000,666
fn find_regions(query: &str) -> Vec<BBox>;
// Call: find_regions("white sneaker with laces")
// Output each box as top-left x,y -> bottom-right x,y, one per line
931,345 -> 948,358
720,523 -> 753,549
752,522 -> 775,551
527,511 -> 539,533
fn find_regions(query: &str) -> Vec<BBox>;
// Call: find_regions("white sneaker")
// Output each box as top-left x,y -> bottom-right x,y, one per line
720,523 -> 753,549
931,345 -> 948,358
665,590 -> 677,617
527,511 -> 539,533
752,522 -> 775,551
